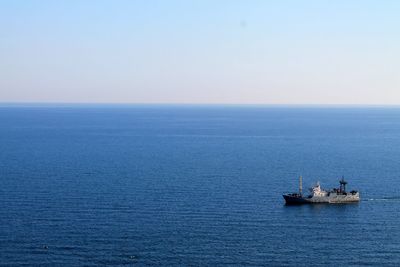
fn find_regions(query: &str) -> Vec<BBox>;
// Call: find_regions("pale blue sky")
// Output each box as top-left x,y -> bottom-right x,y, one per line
1,0 -> 399,104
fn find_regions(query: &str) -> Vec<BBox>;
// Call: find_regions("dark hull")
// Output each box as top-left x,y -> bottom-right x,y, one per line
283,194 -> 360,205
282,194 -> 310,205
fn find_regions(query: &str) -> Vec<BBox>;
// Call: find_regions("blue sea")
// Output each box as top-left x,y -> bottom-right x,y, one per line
1,105 -> 400,266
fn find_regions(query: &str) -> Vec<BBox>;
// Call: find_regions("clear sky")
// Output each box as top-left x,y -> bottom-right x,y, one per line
1,0 -> 399,104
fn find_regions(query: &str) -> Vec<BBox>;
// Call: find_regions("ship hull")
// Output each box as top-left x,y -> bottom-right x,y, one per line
283,193 -> 360,205
283,194 -> 310,204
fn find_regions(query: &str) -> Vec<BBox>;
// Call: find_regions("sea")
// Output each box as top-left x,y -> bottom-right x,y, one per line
1,105 -> 400,266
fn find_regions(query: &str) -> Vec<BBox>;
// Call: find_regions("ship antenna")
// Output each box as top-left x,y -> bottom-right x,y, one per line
299,175 -> 303,196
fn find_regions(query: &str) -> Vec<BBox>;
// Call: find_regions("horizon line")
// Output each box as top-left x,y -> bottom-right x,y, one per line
1,102 -> 400,108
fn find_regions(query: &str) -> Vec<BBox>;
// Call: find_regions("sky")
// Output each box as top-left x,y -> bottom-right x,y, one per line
1,0 -> 400,104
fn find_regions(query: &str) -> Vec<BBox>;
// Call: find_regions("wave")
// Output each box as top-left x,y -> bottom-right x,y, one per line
365,196 -> 400,201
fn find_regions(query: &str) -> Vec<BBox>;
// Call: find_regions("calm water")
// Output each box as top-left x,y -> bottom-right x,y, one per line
1,105 -> 400,266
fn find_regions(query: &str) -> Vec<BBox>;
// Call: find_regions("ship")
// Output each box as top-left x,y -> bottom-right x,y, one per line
283,176 -> 360,204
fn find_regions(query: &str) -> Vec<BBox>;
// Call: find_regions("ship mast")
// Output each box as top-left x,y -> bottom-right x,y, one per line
299,175 -> 303,196
339,176 -> 347,193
